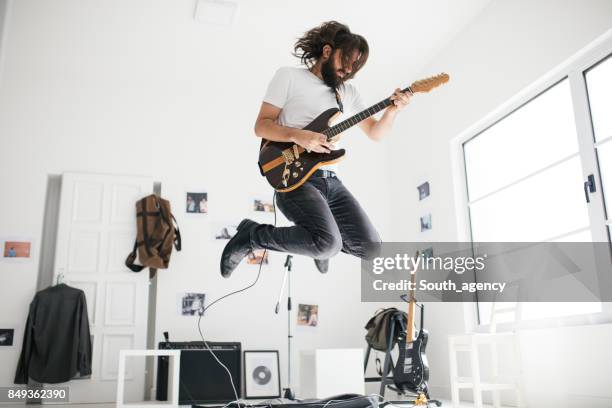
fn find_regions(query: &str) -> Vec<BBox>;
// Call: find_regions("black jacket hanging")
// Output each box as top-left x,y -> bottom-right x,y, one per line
14,283 -> 92,384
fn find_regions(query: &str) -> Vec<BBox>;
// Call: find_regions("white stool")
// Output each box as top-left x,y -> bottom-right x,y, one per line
116,349 -> 181,408
448,303 -> 524,408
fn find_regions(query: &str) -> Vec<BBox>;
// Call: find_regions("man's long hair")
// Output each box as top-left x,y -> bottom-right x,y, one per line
293,21 -> 369,81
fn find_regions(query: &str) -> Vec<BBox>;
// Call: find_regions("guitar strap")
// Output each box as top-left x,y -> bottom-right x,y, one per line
334,87 -> 344,113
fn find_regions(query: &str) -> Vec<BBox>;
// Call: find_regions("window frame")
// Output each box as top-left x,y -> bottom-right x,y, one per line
450,29 -> 612,331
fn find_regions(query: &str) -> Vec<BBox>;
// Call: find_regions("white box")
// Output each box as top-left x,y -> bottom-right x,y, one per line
299,348 -> 365,398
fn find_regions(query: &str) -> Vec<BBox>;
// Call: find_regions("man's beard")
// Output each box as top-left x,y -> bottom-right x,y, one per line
321,58 -> 343,89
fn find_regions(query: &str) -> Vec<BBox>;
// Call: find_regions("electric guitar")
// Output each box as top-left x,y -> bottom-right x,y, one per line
392,250 -> 430,394
257,73 -> 450,192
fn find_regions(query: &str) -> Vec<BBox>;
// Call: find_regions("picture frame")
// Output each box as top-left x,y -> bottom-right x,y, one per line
185,191 -> 208,214
246,249 -> 269,265
297,303 -> 319,327
417,181 -> 430,201
252,195 -> 275,214
0,328 -> 15,346
420,213 -> 432,232
178,292 -> 206,316
243,350 -> 280,399
1,237 -> 35,263
212,222 -> 238,241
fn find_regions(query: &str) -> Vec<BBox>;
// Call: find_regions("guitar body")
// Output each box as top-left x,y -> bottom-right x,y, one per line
392,328 -> 430,393
258,108 -> 346,192
257,73 -> 450,192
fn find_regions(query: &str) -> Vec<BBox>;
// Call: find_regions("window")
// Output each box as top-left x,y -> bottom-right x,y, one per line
585,55 -> 612,238
460,45 -> 612,325
464,80 -> 588,243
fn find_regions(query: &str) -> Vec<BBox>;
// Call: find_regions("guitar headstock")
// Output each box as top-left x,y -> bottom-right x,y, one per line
409,73 -> 450,94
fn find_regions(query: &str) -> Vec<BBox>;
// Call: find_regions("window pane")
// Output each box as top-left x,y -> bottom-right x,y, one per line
548,228 -> 593,242
479,302 -> 602,325
595,139 -> 612,222
469,157 -> 589,241
464,80 -> 579,200
585,55 -> 612,142
520,302 -> 602,321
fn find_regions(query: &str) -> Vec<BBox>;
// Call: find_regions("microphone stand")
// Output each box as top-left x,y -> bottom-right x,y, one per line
275,255 -> 296,400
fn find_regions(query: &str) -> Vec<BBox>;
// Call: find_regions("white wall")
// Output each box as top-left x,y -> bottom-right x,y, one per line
385,0 -> 612,406
0,0 -> 155,389
4,0 -> 610,405
0,0 -> 491,397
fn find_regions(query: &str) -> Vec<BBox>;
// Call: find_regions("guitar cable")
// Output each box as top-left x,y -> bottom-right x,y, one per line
195,190 -> 278,405
187,176 -> 410,407
191,174 -> 402,407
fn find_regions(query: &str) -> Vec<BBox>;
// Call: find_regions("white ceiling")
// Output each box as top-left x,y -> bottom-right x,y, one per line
234,0 -> 494,81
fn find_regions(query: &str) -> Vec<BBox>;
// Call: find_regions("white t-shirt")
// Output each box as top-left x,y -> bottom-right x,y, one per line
262,66 -> 366,171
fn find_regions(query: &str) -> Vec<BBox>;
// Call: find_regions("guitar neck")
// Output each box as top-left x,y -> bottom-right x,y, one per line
407,294 -> 415,342
324,86 -> 412,139
406,251 -> 420,342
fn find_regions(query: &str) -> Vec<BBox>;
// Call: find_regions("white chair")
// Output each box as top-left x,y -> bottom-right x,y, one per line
448,303 -> 524,408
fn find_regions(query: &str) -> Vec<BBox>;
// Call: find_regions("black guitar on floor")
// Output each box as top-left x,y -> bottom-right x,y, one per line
392,251 -> 431,399
257,73 -> 449,192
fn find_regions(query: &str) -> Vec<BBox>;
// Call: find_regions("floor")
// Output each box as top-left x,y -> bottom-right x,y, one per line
0,401 -> 508,408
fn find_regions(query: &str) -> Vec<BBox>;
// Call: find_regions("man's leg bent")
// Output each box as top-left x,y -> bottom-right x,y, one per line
252,179 -> 343,260
327,177 -> 382,260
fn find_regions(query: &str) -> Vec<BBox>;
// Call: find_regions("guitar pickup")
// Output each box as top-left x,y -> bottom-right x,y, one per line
281,149 -> 295,164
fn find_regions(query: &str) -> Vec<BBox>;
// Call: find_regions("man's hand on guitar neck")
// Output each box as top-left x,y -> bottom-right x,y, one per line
387,87 -> 413,113
358,88 -> 412,142
290,129 -> 335,154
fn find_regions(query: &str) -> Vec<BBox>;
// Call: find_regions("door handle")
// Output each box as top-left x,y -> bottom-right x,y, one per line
584,174 -> 596,203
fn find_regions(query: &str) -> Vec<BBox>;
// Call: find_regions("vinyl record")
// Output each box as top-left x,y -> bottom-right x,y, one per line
252,365 -> 272,385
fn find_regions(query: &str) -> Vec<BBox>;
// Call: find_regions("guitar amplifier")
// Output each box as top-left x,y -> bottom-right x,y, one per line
156,341 -> 242,404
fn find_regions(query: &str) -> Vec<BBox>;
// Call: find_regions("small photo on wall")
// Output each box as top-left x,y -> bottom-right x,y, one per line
417,181 -> 430,201
420,214 -> 432,232
253,196 -> 275,213
421,247 -> 434,259
179,293 -> 206,316
247,249 -> 269,265
186,192 -> 208,214
213,222 -> 238,240
297,304 -> 319,327
2,241 -> 31,259
0,329 -> 14,346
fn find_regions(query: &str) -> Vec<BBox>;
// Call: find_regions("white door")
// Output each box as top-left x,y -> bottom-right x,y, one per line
52,172 -> 152,403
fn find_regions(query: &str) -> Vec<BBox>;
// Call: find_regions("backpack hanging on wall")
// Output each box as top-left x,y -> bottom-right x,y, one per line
125,194 -> 181,273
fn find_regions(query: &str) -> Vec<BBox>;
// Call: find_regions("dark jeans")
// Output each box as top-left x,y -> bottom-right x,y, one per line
251,174 -> 382,260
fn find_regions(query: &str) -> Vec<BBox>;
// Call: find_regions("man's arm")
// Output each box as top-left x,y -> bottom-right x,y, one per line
358,88 -> 412,142
254,102 -> 335,154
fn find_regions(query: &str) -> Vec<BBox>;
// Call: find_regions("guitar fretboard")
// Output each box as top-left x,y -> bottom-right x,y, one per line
323,86 -> 412,139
